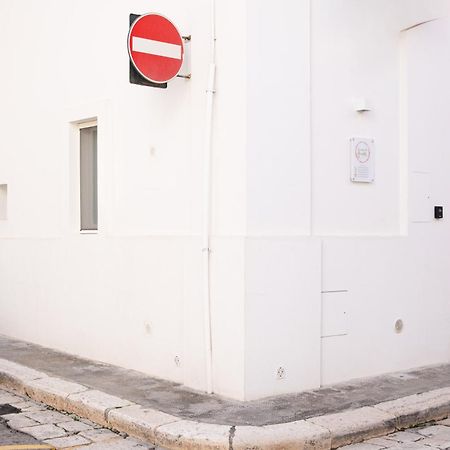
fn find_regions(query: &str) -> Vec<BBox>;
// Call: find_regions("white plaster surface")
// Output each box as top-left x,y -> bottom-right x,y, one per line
1,0 -> 450,402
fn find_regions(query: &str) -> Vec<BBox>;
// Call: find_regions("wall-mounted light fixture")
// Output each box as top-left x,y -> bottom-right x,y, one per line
353,98 -> 371,113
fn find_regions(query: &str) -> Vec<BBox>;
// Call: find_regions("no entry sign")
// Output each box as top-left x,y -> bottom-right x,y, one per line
128,13 -> 184,84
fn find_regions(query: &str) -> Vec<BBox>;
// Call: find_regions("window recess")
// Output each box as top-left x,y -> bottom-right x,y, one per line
79,125 -> 98,231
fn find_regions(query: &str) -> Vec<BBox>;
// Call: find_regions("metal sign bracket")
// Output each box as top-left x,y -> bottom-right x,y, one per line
177,35 -> 192,79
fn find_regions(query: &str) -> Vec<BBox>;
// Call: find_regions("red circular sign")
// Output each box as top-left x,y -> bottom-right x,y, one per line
128,13 -> 184,84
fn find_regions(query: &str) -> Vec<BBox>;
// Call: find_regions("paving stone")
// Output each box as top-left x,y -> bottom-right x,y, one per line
3,411 -> 41,422
0,391 -> 22,404
56,418 -> 93,433
419,436 -> 450,448
384,444 -> 426,449
20,423 -> 67,440
79,427 -> 119,442
126,437 -> 156,449
10,399 -> 46,411
338,426 -> 439,449
21,405 -> 47,412
340,444 -> 384,449
365,436 -> 402,446
44,434 -> 92,448
0,412 -> 28,421
381,431 -> 424,444
416,425 -> 450,438
7,415 -> 40,429
86,438 -> 153,449
2,412 -> 22,421
25,409 -> 73,424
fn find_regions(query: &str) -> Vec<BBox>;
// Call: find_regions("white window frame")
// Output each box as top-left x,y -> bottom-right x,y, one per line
0,184 -> 7,221
71,119 -> 99,235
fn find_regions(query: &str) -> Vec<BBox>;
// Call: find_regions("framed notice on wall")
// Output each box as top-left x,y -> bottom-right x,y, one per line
350,137 -> 375,183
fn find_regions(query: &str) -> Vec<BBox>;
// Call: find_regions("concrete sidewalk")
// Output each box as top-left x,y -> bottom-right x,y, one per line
0,335 -> 450,449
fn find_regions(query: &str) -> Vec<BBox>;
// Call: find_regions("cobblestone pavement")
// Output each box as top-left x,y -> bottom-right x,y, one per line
342,419 -> 450,449
0,418 -> 43,446
0,387 -> 166,449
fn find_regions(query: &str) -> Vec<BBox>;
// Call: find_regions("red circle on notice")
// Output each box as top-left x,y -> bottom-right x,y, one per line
128,13 -> 184,84
355,141 -> 371,164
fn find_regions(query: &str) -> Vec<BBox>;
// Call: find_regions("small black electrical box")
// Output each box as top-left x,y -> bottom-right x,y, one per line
435,206 -> 444,219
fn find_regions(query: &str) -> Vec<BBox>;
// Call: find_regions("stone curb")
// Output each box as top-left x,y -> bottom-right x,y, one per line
373,387 -> 450,430
0,358 -> 449,449
307,406 -> 396,449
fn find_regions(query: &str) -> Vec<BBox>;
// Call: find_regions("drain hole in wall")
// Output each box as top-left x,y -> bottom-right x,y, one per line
395,319 -> 404,334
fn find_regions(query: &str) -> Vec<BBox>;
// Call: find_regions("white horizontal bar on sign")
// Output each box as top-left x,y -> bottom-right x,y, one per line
132,36 -> 182,60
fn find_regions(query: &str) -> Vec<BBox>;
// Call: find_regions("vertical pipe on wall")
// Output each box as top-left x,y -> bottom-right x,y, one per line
202,0 -> 216,395
398,30 -> 409,236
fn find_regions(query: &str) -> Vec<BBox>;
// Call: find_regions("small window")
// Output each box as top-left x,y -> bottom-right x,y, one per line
80,126 -> 98,231
0,184 -> 7,220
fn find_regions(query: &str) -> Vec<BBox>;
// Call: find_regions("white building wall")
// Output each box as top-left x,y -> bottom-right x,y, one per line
245,0 -> 322,400
244,0 -> 450,400
0,0 -> 247,398
2,0 -> 450,402
315,1 -> 450,386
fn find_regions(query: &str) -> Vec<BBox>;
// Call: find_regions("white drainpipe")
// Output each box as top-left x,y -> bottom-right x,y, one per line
202,0 -> 216,395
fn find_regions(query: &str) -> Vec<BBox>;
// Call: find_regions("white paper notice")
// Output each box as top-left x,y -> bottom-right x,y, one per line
350,137 -> 375,183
